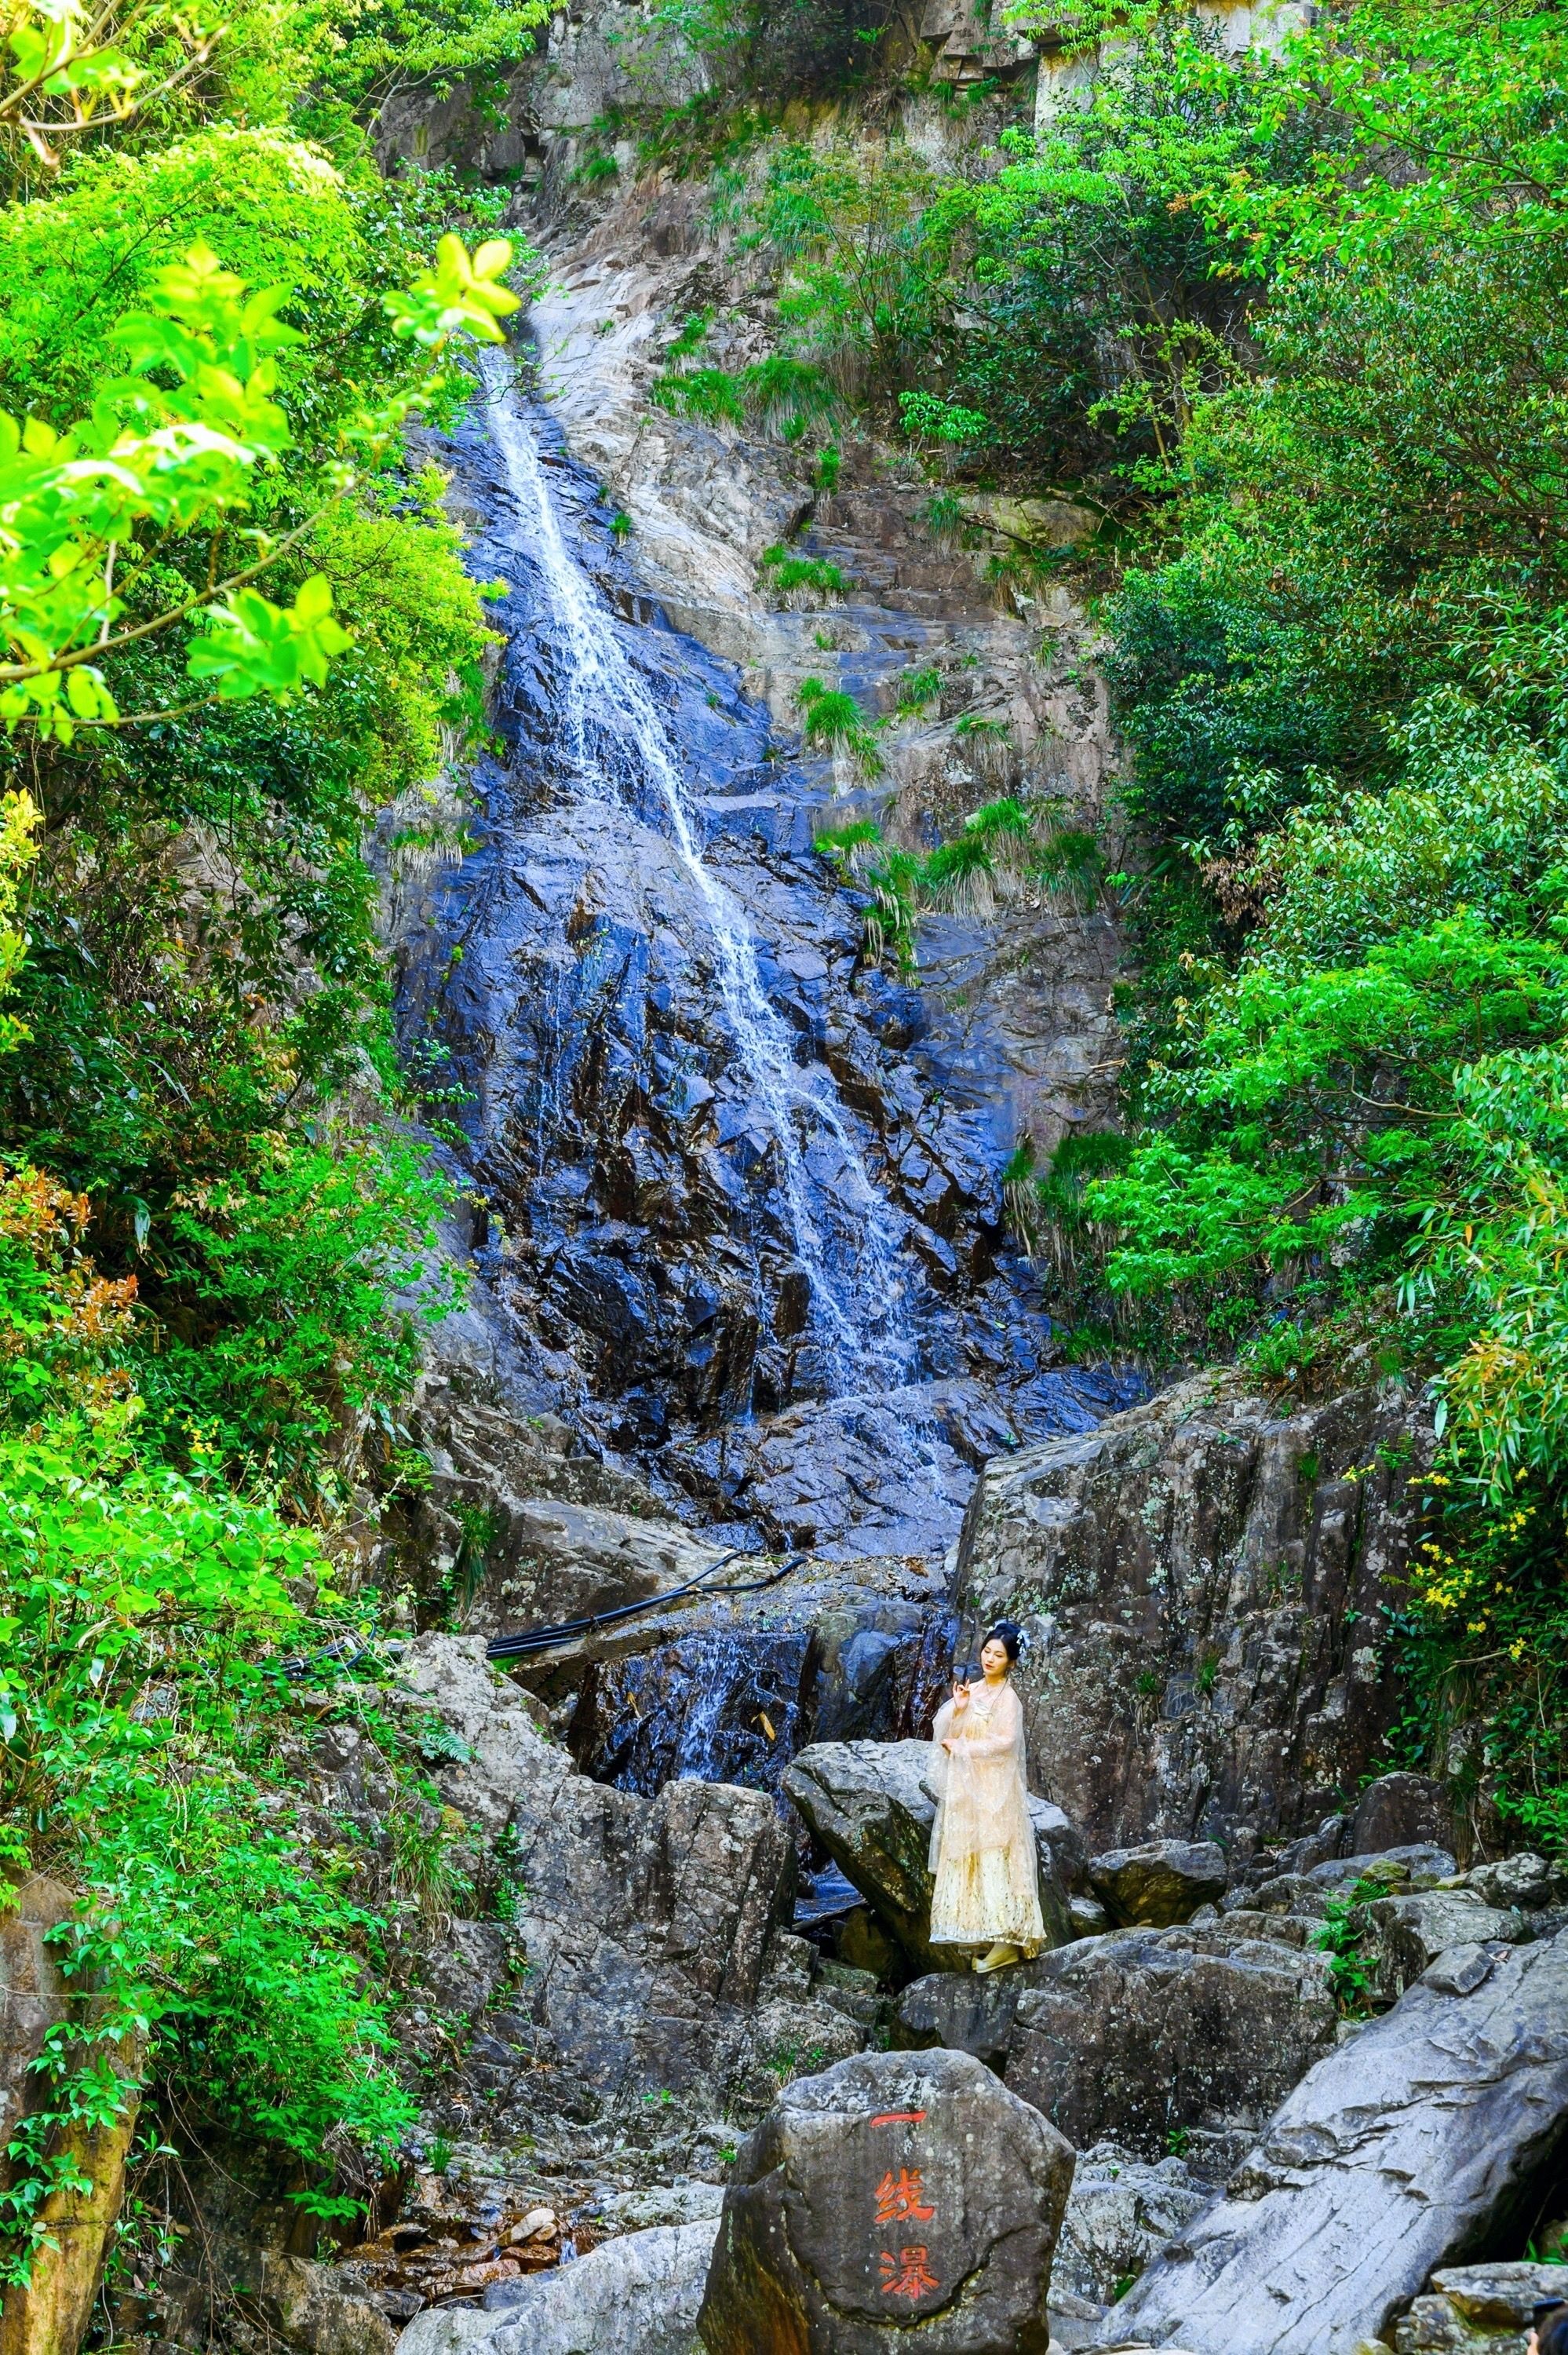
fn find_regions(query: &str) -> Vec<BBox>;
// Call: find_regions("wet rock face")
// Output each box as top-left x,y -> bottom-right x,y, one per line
388,396 -> 1137,1566
1103,1925 -> 1568,2355
1005,1922 -> 1338,2163
570,1624 -> 819,1802
567,1595 -> 953,1806
957,1374 -> 1435,1850
696,2046 -> 1076,2355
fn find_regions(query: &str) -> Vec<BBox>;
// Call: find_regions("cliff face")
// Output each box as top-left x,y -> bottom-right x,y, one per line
957,1373 -> 1436,1854
366,16 -> 1442,1846
526,168 -> 1132,1177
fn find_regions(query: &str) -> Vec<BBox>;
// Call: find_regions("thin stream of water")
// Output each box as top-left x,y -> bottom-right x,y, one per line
482,357 -> 915,1390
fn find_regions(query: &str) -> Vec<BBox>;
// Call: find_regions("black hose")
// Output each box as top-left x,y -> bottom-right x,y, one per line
484,1549 -> 808,1662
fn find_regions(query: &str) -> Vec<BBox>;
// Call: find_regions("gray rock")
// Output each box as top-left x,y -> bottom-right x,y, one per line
1212,1909 -> 1315,1949
1267,1812 -> 1351,1876
1366,1889 -> 1526,2000
1050,2288 -> 1113,2353
1350,1771 -> 1454,1860
1053,2142 -> 1212,2308
696,2047 -> 1076,2355
1099,1924 -> 1568,2355
1224,1870 -> 1336,1921
395,2220 -> 720,2355
782,1739 -> 1077,1970
1007,1922 -> 1337,2160
1462,1852 -> 1562,1912
955,1375 -> 1433,1850
377,1638 -> 793,2106
813,1959 -> 886,2028
1394,2263 -> 1568,2353
1420,1942 -> 1501,1999
1238,1846 -> 1457,1923
593,2185 -> 727,2235
220,2254 -> 398,2355
388,1374 -> 728,1657
957,493 -> 1101,551
1333,1843 -> 1456,1886
746,1991 -> 869,2085
894,1963 -> 1047,2066
1087,1842 -> 1228,1928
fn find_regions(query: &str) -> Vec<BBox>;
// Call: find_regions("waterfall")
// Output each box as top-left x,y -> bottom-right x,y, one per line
480,356 -> 916,1392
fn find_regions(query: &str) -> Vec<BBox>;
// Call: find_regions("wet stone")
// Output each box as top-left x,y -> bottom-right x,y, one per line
388,396 -> 1139,1571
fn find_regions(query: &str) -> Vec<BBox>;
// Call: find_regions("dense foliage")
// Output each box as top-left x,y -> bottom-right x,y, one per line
0,0 -> 544,2295
997,3 -> 1568,1854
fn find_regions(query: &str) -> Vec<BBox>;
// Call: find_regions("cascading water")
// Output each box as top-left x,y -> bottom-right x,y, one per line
391,359 -> 1143,1560
480,353 -> 914,1394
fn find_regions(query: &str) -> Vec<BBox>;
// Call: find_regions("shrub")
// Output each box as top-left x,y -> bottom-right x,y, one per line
794,676 -> 882,775
762,547 -> 851,597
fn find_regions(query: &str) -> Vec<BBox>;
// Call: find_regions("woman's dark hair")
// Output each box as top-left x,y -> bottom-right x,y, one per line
983,1622 -> 1022,1664
1534,2302 -> 1568,2355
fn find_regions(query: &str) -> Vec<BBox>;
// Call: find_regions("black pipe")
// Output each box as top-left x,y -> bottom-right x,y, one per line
484,1550 -> 808,1663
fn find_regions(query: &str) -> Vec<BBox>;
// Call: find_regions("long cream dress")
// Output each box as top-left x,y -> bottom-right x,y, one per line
928,1676 -> 1045,1955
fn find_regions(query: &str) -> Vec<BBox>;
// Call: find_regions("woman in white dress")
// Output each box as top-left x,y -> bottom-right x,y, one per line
928,1621 -> 1045,1973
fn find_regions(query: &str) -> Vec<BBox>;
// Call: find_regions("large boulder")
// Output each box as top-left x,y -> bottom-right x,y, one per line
782,1739 -> 1078,1970
1366,1889 -> 1525,2002
696,2047 -> 1076,2355
956,1375 -> 1433,1850
894,1965 -> 1045,2068
1006,1922 -> 1338,2161
393,2219 -> 720,2355
1088,1841 -> 1228,1928
341,1638 -> 796,2109
1348,1772 -> 1455,1860
1462,1851 -> 1568,1913
1100,1924 -> 1568,2354
385,1378 -> 728,1659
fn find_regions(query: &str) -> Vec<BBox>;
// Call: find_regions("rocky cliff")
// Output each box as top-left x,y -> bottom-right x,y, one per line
956,1371 -> 1436,1853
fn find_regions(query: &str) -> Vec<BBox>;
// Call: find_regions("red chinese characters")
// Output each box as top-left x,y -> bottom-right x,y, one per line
879,2246 -> 939,2302
873,2163 -> 939,2305
874,2168 -> 935,2226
